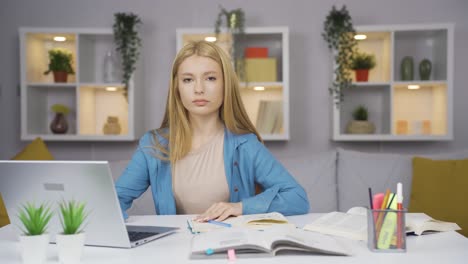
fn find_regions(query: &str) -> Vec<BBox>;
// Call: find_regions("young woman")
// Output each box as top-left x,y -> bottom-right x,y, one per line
116,41 -> 309,221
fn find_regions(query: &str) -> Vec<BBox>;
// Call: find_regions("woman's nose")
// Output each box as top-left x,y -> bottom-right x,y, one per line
194,80 -> 205,94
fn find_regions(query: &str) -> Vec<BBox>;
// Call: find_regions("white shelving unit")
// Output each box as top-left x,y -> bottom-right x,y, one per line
332,23 -> 454,141
176,27 -> 290,141
19,27 -> 144,141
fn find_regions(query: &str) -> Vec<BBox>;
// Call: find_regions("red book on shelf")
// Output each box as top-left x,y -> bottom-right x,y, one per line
245,47 -> 268,58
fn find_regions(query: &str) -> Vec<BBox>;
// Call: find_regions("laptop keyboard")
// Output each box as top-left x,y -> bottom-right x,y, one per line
128,231 -> 160,242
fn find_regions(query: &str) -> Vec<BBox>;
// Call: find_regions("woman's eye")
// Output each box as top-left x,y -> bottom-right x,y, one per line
182,78 -> 192,83
207,76 -> 217,81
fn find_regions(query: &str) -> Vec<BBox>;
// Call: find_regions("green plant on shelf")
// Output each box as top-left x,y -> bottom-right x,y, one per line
17,202 -> 53,236
350,51 -> 376,70
43,48 -> 75,75
352,105 -> 369,121
58,199 -> 89,235
51,104 -> 70,115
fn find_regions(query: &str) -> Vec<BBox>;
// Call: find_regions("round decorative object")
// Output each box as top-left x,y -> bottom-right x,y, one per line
400,56 -> 414,81
419,58 -> 432,80
103,116 -> 122,135
50,113 -> 68,134
346,121 -> 376,134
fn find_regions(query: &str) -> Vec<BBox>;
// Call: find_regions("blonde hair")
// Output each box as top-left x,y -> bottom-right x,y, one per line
152,40 -> 262,164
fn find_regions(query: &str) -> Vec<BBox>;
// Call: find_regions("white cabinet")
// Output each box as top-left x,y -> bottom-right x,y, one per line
332,23 -> 454,141
176,27 -> 290,141
19,27 -> 144,141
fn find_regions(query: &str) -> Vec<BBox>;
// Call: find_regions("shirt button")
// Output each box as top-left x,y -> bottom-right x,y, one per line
234,187 -> 239,192
234,161 -> 238,166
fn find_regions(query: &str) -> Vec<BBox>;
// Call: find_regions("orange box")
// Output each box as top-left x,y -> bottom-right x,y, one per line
245,47 -> 268,58
396,120 -> 408,135
422,120 -> 431,135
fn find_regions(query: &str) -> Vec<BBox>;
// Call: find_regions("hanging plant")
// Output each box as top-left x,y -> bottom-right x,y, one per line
214,6 -> 246,82
322,5 -> 357,106
113,12 -> 143,96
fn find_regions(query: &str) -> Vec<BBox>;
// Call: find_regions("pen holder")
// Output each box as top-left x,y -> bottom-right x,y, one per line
367,208 -> 407,252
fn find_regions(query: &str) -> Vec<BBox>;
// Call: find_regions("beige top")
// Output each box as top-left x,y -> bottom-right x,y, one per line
173,129 -> 229,214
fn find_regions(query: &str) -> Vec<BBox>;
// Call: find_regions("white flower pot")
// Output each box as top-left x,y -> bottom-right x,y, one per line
56,233 -> 86,264
19,233 -> 50,264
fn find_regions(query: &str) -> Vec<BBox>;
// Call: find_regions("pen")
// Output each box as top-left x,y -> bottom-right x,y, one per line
207,220 -> 232,228
397,182 -> 403,249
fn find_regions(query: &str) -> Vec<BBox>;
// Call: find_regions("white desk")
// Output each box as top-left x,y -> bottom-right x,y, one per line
1,214 -> 467,263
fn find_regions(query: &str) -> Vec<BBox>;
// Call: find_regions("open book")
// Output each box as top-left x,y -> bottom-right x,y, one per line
303,207 -> 461,241
187,212 -> 293,233
190,225 -> 351,259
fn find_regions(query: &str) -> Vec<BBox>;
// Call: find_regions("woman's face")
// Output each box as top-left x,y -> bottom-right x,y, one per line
177,55 -> 224,119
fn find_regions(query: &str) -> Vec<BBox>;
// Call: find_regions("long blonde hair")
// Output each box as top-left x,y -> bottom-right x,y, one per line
152,40 -> 262,164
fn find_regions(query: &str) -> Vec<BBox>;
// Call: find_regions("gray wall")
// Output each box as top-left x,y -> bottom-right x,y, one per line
1,0 -> 467,161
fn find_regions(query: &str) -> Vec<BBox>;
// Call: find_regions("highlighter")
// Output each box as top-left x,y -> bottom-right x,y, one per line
377,193 -> 397,249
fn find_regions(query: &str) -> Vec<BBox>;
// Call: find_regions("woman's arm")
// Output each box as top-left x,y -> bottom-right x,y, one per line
115,135 -> 152,219
241,140 -> 310,216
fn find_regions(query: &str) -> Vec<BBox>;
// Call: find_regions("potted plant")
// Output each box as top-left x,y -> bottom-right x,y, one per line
43,48 -> 75,83
17,202 -> 53,264
346,105 -> 376,134
322,5 -> 357,106
113,12 -> 143,97
56,199 -> 89,264
350,51 -> 376,82
50,104 -> 70,134
214,6 -> 246,81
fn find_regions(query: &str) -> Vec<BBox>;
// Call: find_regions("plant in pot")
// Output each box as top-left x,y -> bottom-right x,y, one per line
113,12 -> 143,98
56,199 -> 89,264
50,104 -> 70,134
214,5 -> 246,82
346,105 -> 376,134
43,48 -> 75,83
350,51 -> 376,82
17,202 -> 53,264
322,5 -> 357,106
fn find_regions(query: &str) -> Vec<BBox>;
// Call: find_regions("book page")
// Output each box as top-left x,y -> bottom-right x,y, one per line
188,212 -> 291,233
303,212 -> 367,241
406,214 -> 461,235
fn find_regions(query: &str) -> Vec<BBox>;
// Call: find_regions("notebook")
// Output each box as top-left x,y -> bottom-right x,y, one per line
0,160 -> 178,248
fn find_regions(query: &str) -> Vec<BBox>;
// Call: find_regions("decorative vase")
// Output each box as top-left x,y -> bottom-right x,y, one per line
419,58 -> 432,80
50,113 -> 68,134
19,234 -> 50,264
400,56 -> 414,81
355,69 -> 370,82
53,71 -> 68,83
56,233 -> 86,264
103,116 -> 122,135
346,120 -> 376,134
103,50 -> 117,83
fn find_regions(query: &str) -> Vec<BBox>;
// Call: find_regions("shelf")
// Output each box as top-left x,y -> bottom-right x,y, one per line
333,134 -> 452,141
27,83 -> 77,88
353,30 -> 391,82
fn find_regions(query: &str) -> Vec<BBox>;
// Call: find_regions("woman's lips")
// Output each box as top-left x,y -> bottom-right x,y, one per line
193,99 -> 208,106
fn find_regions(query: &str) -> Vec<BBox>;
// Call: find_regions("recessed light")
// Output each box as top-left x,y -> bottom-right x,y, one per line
354,34 -> 367,40
253,86 -> 265,91
53,36 -> 66,42
205,36 -> 217,42
408,85 -> 420,90
106,87 -> 118,92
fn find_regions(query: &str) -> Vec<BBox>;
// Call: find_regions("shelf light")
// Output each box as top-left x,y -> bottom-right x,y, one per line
205,36 -> 217,42
253,86 -> 265,91
106,86 -> 118,92
408,85 -> 420,90
53,36 -> 66,42
354,34 -> 367,40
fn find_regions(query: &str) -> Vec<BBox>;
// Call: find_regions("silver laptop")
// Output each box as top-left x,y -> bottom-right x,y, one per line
0,160 -> 178,248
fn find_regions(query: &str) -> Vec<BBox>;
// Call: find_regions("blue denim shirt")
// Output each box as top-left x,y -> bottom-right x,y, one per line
115,129 -> 309,219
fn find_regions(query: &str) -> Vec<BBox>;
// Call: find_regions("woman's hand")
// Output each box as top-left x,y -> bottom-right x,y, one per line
194,202 -> 243,222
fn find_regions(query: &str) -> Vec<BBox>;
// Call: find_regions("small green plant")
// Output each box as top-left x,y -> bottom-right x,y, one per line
352,105 -> 369,121
350,51 -> 376,70
17,202 -> 53,236
51,104 -> 70,115
44,48 -> 75,75
58,200 -> 88,235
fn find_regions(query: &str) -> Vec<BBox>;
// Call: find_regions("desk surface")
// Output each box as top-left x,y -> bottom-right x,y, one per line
1,214 -> 467,263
